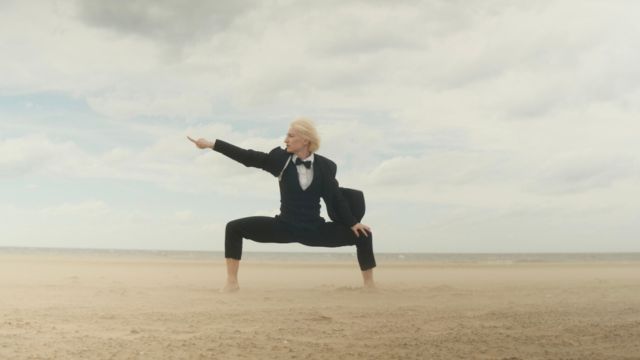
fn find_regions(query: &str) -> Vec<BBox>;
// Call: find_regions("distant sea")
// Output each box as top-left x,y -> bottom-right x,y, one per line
1,247 -> 639,264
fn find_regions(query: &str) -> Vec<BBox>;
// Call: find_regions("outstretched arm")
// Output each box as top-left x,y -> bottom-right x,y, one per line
188,136 -> 282,174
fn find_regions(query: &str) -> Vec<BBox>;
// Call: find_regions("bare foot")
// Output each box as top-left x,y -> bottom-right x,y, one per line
220,282 -> 240,293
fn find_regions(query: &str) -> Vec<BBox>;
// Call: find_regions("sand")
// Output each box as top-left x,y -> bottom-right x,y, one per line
1,252 -> 639,360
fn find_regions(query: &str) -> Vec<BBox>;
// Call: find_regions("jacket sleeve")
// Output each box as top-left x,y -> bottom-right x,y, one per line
213,139 -> 286,177
323,160 -> 358,227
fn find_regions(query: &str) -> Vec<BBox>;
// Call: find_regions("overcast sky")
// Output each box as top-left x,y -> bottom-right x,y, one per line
1,0 -> 639,253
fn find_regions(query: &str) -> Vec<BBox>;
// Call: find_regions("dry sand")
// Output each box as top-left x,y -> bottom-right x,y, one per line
1,252 -> 639,359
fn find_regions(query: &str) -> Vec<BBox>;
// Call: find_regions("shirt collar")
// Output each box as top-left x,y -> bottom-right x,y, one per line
292,153 -> 314,163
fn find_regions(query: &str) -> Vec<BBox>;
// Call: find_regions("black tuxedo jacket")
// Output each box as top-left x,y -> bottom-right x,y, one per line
213,139 -> 362,227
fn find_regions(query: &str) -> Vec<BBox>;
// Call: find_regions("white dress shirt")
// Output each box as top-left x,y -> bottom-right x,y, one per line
291,153 -> 314,190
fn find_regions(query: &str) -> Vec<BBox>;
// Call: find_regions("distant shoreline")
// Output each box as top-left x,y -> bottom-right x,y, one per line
1,246 -> 639,264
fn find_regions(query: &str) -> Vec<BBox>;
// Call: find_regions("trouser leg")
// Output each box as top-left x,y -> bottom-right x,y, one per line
307,222 -> 377,271
355,232 -> 376,271
224,216 -> 290,260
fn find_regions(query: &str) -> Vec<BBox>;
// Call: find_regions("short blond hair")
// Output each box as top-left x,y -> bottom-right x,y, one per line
290,117 -> 320,153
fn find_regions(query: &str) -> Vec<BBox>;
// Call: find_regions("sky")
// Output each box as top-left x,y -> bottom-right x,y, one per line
1,0 -> 639,253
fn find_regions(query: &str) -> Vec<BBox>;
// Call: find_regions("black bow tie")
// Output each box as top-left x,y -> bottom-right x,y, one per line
295,158 -> 312,169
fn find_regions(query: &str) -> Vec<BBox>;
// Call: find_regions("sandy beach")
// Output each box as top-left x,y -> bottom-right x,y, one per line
1,251 -> 639,360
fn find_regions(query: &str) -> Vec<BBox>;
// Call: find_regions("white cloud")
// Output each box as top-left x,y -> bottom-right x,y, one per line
529,153 -> 638,195
0,134 -> 96,177
76,0 -> 257,44
174,210 -> 193,222
41,200 -> 110,217
3,0 -> 640,121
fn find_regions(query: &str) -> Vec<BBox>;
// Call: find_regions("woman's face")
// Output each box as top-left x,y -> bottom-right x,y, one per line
284,128 -> 309,153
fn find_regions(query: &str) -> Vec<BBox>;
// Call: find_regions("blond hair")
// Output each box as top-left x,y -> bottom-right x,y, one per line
290,117 -> 320,153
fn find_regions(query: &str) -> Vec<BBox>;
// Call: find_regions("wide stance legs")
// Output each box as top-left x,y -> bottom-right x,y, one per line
221,216 -> 377,291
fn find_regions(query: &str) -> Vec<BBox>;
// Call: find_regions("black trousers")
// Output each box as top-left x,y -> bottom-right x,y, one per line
225,216 -> 376,271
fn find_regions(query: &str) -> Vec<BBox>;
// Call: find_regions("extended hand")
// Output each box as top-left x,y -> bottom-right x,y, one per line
351,223 -> 371,238
187,136 -> 214,149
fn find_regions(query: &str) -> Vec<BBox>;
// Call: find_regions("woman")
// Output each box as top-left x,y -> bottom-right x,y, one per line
188,118 -> 376,291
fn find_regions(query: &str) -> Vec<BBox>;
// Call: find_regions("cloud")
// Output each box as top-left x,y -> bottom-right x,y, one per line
529,153 -> 638,195
367,150 -> 511,187
76,0 -> 257,45
0,134 -> 96,177
6,0 -> 639,122
41,200 -> 110,217
85,87 -> 215,120
174,210 -> 193,221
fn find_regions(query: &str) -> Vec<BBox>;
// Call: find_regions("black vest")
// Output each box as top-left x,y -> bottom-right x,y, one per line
277,158 -> 324,229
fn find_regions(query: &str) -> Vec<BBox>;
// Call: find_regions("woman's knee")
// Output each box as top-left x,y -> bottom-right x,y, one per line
225,219 -> 237,231
226,218 -> 246,234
